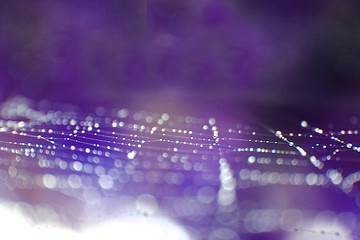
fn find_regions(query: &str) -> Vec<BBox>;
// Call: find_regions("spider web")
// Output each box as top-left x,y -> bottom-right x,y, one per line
0,96 -> 359,240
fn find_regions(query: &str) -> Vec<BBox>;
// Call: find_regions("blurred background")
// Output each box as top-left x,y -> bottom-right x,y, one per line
1,1 -> 360,239
1,0 -> 360,116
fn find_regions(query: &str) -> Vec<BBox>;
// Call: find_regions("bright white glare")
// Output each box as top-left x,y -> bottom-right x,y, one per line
300,121 -> 308,128
127,150 -> 136,160
0,202 -> 74,240
309,156 -> 324,169
296,146 -> 307,156
98,174 -> 114,189
0,201 -> 192,240
248,156 -> 256,163
327,169 -> 343,185
209,118 -> 216,126
314,128 -> 324,134
135,194 -> 159,215
83,215 -> 191,240
161,113 -> 169,121
42,174 -> 57,189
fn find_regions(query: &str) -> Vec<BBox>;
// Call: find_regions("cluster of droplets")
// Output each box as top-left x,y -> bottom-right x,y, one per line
1,96 -> 360,239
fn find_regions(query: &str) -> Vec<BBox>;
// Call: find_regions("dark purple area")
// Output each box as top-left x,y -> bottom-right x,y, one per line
1,1 -> 360,239
0,0 -> 360,112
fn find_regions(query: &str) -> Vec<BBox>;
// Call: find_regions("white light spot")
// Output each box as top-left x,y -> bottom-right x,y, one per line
73,161 -> 83,171
217,189 -> 236,206
300,121 -> 308,128
98,175 -> 114,190
117,109 -> 129,118
296,146 -> 307,156
84,215 -> 191,240
314,128 -> 324,134
248,156 -> 256,163
161,113 -> 169,121
305,173 -> 318,185
59,160 -> 67,170
327,169 -> 343,185
209,118 -> 216,126
127,151 -> 136,160
135,194 -> 159,215
8,166 -> 17,177
42,174 -> 57,189
18,121 -> 25,127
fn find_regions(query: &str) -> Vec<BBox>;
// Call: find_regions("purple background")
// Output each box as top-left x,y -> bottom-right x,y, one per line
1,0 -> 360,113
1,2 -> 360,239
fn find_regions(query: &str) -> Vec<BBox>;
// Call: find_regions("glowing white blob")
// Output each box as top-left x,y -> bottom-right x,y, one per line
42,174 -> 57,189
127,151 -> 136,160
217,189 -> 236,206
84,215 -> 191,240
209,118 -> 216,126
296,146 -> 307,156
327,169 -> 343,185
8,166 -> 17,177
73,161 -> 83,171
301,121 -> 308,128
314,128 -> 324,134
98,174 -> 114,190
117,109 -> 129,118
336,212 -> 356,234
248,156 -> 256,163
18,121 -> 25,127
135,194 -> 159,215
0,202 -> 191,240
161,113 -> 169,121
0,202 -> 75,240
305,173 -> 318,185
